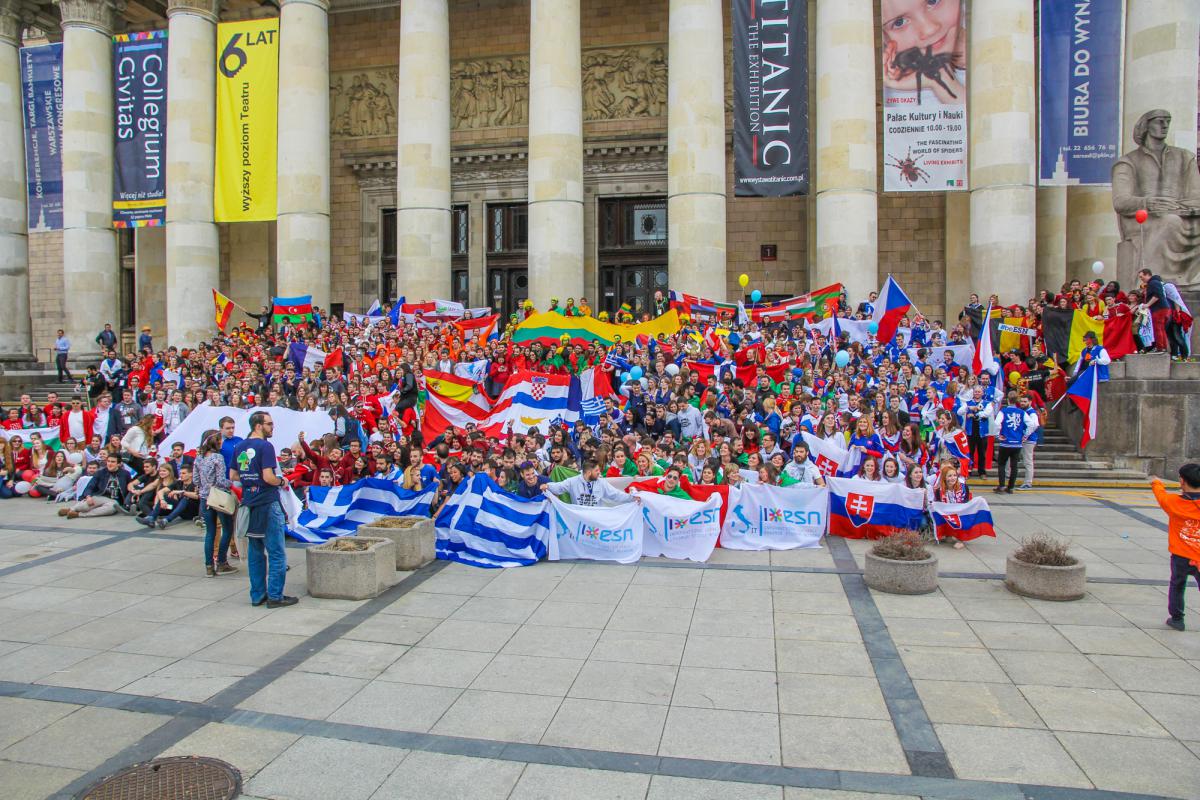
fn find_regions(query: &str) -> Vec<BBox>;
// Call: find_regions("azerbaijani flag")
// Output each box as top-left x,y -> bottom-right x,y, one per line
931,497 -> 996,542
272,295 -> 314,325
422,370 -> 492,440
871,275 -> 914,347
1063,363 -> 1099,448
512,309 -> 681,347
213,289 -> 234,332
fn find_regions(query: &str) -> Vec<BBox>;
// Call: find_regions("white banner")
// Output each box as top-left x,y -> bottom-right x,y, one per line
906,342 -> 975,369
546,495 -> 644,564
720,483 -> 828,550
159,402 -> 334,453
632,491 -> 722,562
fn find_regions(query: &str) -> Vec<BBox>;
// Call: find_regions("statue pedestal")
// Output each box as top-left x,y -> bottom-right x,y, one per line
1182,289 -> 1200,354
1116,240 -> 1138,294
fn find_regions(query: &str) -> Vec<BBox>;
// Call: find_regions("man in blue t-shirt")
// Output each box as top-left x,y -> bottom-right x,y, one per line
230,411 -> 296,608
992,391 -> 1039,494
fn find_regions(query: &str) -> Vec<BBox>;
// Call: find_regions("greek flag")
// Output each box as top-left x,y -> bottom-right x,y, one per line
290,478 -> 435,543
605,353 -> 631,372
435,473 -> 551,568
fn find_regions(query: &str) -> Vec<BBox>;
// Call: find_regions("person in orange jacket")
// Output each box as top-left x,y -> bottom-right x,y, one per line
1150,463 -> 1200,631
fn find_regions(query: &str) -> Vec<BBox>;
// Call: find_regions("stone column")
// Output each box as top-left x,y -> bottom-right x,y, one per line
228,222 -> 271,312
1123,1 -> 1199,153
667,0 -> 726,300
814,0 -> 876,305
396,0 -> 450,303
968,0 -> 1036,305
1066,186 -> 1118,283
527,0 -> 583,309
943,192 -> 970,314
1036,187 -> 1067,292
276,0 -> 330,310
467,199 -> 486,309
0,0 -> 30,357
59,0 -> 120,356
135,226 -> 166,336
165,0 -> 218,347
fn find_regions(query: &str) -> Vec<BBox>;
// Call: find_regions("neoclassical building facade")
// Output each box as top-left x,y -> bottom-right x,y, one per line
0,0 -> 1197,357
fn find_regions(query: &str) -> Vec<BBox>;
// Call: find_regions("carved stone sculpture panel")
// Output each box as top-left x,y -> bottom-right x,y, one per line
451,56 -> 529,129
581,45 -> 666,122
330,68 -> 398,139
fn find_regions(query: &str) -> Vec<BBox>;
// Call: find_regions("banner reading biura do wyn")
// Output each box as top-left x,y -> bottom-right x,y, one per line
880,0 -> 968,192
113,31 -> 168,227
732,0 -> 809,197
215,18 -> 278,222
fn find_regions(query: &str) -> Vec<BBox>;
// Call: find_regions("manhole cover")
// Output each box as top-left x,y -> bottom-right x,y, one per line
79,756 -> 241,800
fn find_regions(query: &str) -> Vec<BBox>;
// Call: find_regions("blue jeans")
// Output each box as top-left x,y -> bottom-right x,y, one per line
202,500 -> 234,567
247,502 -> 287,603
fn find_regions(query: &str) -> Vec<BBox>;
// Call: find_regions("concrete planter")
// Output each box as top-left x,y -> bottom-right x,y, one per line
359,517 -> 435,570
1005,554 -> 1086,601
864,551 -> 938,595
306,536 -> 396,600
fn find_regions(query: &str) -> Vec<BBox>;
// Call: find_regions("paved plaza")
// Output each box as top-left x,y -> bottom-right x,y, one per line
1,489 -> 1199,800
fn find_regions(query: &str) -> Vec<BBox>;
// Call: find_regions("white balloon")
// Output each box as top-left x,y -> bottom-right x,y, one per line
1091,260 -> 1104,275
665,363 -> 680,376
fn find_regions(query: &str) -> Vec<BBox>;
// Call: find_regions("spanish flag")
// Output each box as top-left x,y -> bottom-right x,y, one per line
213,289 -> 234,332
1041,308 -> 1135,365
513,309 -> 682,347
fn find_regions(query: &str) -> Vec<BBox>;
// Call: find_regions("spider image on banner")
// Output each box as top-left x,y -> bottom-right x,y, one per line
887,150 -> 931,186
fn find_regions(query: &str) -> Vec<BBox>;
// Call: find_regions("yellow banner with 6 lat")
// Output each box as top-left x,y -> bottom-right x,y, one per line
214,18 -> 278,222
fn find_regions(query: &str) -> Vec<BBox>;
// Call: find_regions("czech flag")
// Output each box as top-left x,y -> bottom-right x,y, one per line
1064,363 -> 1099,448
272,295 -> 313,325
827,477 -> 926,539
871,275 -> 913,347
931,496 -> 996,542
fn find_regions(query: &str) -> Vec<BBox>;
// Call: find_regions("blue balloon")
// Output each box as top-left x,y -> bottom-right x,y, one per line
727,332 -> 741,348
750,289 -> 762,302
619,371 -> 629,383
834,350 -> 850,368
630,366 -> 643,380
867,321 -> 879,335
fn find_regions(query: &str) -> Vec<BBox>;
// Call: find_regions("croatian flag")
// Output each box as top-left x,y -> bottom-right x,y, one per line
931,496 -> 996,542
286,342 -> 342,373
972,301 -> 998,375
487,370 -> 576,434
827,477 -> 926,539
871,275 -> 914,348
435,473 -> 551,567
290,479 -> 435,543
1064,363 -> 1099,448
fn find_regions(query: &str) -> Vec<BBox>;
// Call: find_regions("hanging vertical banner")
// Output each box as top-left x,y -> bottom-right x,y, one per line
113,31 -> 168,227
19,43 -> 64,232
732,0 -> 809,197
880,0 -> 968,192
1038,0 -> 1123,185
214,18 -> 278,222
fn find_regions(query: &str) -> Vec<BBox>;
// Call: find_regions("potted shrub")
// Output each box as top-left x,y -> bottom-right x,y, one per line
358,516 -> 435,570
864,531 -> 939,595
306,536 -> 396,600
1005,533 -> 1086,601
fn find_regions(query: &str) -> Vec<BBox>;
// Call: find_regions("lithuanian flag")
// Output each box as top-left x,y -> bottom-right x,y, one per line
1041,308 -> 1135,365
213,289 -> 234,332
513,309 -> 682,347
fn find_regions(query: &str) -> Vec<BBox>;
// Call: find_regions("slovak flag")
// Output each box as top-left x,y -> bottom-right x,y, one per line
801,431 -> 848,477
931,497 -> 996,542
1064,363 -> 1099,448
827,477 -> 926,539
943,429 -> 971,461
871,275 -> 914,347
972,300 -> 998,375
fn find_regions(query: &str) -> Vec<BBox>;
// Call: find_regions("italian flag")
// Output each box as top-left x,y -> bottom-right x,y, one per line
20,426 -> 61,450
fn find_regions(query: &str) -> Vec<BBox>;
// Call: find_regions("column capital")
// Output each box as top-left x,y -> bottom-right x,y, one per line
166,0 -> 218,23
0,0 -> 25,45
55,0 -> 124,35
280,0 -> 329,11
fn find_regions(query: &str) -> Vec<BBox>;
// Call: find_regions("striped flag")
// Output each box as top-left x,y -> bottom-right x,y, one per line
930,497 -> 996,542
435,473 -> 551,567
422,370 -> 492,439
454,314 -> 499,343
273,295 -> 314,325
486,370 -> 575,435
604,352 -> 631,372
18,425 -> 61,450
290,479 -> 435,543
286,342 -> 342,374
213,289 -> 234,332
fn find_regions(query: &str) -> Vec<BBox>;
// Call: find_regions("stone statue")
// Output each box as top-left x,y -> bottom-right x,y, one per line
1111,109 -> 1200,288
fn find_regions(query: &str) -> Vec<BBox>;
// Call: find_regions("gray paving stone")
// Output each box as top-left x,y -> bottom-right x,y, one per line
0,585 -> 94,611
1089,654 -> 1200,694
417,618 -> 518,652
780,715 -> 909,774
244,606 -> 350,637
659,706 -> 781,765
882,617 -> 983,648
109,594 -> 213,623
773,612 -> 863,643
296,638 -> 409,680
54,589 -> 148,616
246,736 -> 408,800
778,673 -> 888,719
605,602 -> 693,635
770,572 -> 844,593
159,722 -> 299,779
1,706 -> 166,770
589,629 -> 686,666
474,576 -> 562,601
0,697 -> 81,750
777,639 -> 873,677
0,610 -> 91,643
683,634 -> 775,671
509,763 -> 650,800
869,592 -> 961,620
914,679 -> 1044,728
991,649 -> 1118,689
43,616 -> 159,651
527,600 -> 616,629
120,658 -> 255,702
648,775 -> 782,799
1130,691 -> 1200,740
470,654 -> 584,697
368,751 -> 525,800
782,790 -> 919,800
112,622 -> 229,658
632,566 -> 703,587
695,587 -> 773,614
968,620 -> 1077,652
35,650 -> 174,691
688,608 -> 775,638
569,659 -> 678,705
0,759 -> 84,800
328,680 -> 462,732
541,697 -> 668,754
190,630 -> 308,668
620,583 -> 699,609
936,723 -> 1092,787
377,646 -> 493,688
1057,731 -> 1200,797
347,613 -> 442,646
566,563 -> 637,583
773,590 -> 851,615
378,590 -> 469,618
449,595 -> 541,624
1055,624 -> 1177,658
699,569 -> 773,589
239,670 -> 368,720
674,666 -> 780,713
501,624 -> 601,659
946,596 -> 1044,623
1027,599 -> 1135,627
1018,684 -> 1169,737
431,689 -> 562,743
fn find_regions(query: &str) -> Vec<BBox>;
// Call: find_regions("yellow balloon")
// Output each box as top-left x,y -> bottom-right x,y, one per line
1008,371 -> 1021,385
738,273 -> 750,288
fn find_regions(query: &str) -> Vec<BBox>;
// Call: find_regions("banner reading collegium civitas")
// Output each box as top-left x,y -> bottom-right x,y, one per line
113,31 -> 168,228
732,0 -> 809,197
214,18 -> 278,222
880,0 -> 968,192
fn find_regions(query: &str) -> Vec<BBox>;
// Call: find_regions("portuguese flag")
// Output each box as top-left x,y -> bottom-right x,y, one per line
273,295 -> 314,326
774,283 -> 843,321
513,309 -> 682,347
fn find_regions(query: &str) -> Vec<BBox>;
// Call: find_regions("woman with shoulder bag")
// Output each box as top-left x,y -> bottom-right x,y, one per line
195,431 -> 238,577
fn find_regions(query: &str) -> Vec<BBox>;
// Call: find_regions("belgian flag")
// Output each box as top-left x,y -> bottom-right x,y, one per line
1041,308 -> 1134,365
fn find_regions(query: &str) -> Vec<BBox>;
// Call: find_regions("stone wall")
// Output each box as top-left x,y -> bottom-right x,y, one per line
27,230 -> 64,360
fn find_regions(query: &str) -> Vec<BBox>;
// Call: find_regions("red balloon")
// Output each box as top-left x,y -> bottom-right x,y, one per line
1135,209 -> 1149,224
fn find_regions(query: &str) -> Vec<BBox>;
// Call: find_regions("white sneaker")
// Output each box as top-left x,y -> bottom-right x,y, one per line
1017,484 -> 1033,490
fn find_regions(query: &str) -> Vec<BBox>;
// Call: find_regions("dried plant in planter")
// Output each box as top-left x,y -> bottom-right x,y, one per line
1013,533 -> 1077,567
327,538 -> 371,552
871,531 -> 931,562
369,517 -> 421,529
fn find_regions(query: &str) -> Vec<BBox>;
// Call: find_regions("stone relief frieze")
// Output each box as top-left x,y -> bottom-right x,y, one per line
331,43 -> 668,138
